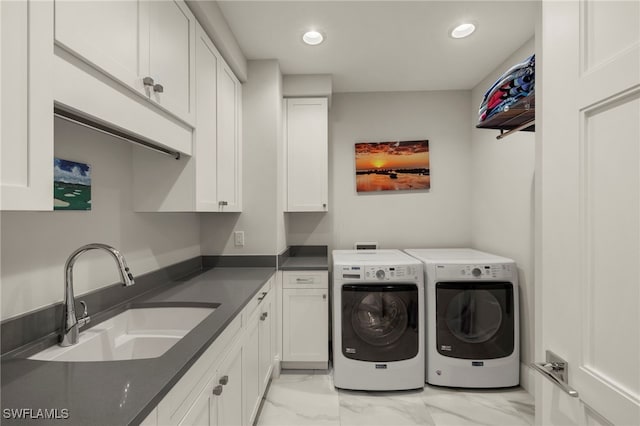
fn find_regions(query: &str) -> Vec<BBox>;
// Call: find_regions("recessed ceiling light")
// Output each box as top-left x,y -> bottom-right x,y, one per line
450,23 -> 476,39
302,30 -> 324,46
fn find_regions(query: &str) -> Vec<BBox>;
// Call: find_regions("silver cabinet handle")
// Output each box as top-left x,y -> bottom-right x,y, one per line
531,350 -> 579,398
153,83 -> 164,93
219,375 -> 229,385
212,385 -> 223,396
260,312 -> 268,321
296,277 -> 314,283
143,76 -> 155,88
219,201 -> 228,206
257,292 -> 268,301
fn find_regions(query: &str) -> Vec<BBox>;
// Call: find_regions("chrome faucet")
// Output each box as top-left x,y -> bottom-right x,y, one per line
60,243 -> 135,347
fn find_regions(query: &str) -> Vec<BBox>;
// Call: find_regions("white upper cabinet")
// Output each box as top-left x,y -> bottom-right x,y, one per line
132,23 -> 242,212
1,0 -> 53,211
147,0 -> 195,123
54,0 -> 145,95
216,62 -> 243,212
54,0 -> 195,126
285,98 -> 328,212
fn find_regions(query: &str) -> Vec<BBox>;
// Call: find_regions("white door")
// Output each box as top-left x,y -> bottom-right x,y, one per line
216,62 -> 242,212
285,98 -> 329,212
148,0 -> 195,124
54,0 -> 147,95
282,288 -> 328,362
537,1 -> 640,425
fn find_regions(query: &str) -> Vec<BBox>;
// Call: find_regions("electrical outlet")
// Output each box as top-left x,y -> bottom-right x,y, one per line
234,231 -> 245,247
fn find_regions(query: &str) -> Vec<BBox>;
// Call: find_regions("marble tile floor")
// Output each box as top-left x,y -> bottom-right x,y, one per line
255,370 -> 534,426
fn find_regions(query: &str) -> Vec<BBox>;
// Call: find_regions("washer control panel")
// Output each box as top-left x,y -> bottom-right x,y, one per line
339,265 -> 419,281
435,263 -> 514,280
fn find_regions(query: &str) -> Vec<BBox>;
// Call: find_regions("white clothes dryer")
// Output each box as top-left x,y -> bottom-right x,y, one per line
332,250 -> 424,391
404,249 -> 519,388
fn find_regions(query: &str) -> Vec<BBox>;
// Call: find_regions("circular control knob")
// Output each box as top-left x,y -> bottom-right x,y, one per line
375,269 -> 386,280
472,268 -> 482,277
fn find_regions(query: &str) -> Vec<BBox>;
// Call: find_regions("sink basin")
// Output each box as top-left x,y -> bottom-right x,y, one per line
29,306 -> 215,362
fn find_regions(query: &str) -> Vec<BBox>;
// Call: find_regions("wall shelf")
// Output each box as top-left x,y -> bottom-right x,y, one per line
476,94 -> 535,139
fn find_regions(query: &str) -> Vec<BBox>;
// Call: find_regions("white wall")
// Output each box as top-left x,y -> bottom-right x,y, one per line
470,38 -> 536,391
287,90 -> 473,250
201,60 -> 284,255
0,118 -> 201,320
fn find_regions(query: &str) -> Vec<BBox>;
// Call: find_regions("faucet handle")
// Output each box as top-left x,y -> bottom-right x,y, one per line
78,301 -> 91,327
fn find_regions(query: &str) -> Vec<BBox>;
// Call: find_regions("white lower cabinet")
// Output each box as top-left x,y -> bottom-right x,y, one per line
281,271 -> 329,367
179,338 -> 243,426
157,275 -> 275,426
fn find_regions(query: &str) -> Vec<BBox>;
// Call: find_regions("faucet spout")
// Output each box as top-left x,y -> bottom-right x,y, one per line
60,243 -> 135,347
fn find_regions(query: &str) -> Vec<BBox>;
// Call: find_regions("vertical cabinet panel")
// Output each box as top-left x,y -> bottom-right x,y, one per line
258,293 -> 274,395
285,98 -> 328,212
242,315 -> 260,425
217,341 -> 242,426
1,0 -> 53,211
217,62 -> 242,212
282,288 -> 328,362
148,0 -> 195,123
194,26 -> 219,210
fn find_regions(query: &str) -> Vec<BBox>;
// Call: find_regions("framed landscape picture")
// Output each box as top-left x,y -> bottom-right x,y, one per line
355,140 -> 430,192
53,158 -> 92,210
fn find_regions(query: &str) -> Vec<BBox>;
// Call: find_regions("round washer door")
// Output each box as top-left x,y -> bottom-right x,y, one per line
352,292 -> 409,346
341,284 -> 419,362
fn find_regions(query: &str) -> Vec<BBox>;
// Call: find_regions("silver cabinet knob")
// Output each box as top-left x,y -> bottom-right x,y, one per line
219,375 -> 229,385
322,294 -> 327,300
212,385 -> 223,395
153,83 -> 164,93
143,76 -> 155,87
260,312 -> 268,321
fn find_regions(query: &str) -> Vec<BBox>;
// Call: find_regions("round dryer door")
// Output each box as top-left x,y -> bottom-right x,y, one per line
352,292 -> 408,346
435,282 -> 515,359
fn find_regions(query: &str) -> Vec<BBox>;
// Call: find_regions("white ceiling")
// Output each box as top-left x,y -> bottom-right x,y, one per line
217,1 -> 538,93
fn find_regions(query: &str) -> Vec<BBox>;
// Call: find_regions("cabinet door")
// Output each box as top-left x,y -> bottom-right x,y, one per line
216,62 -> 242,212
1,0 -> 53,211
178,379 -> 217,426
148,0 -> 195,125
242,313 -> 260,425
194,24 -> 219,211
258,293 -> 273,395
285,98 -> 328,212
54,0 -> 146,95
217,341 -> 243,426
282,289 -> 329,362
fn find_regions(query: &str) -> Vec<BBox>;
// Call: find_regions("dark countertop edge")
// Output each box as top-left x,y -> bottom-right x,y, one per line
1,266 -> 276,426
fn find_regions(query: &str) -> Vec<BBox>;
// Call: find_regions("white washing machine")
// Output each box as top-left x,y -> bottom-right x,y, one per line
332,249 -> 424,391
404,249 -> 519,388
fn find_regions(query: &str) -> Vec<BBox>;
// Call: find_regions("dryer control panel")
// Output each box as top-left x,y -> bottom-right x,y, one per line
339,265 -> 420,281
435,263 -> 514,280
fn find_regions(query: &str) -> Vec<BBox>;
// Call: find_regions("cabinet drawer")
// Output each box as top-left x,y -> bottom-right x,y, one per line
282,271 -> 328,289
243,277 -> 273,323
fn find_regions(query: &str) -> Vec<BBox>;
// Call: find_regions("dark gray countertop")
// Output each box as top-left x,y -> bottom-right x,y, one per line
0,267 -> 275,425
279,256 -> 329,271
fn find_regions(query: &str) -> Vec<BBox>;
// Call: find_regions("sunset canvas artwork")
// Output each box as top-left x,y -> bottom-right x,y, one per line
355,140 -> 430,192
